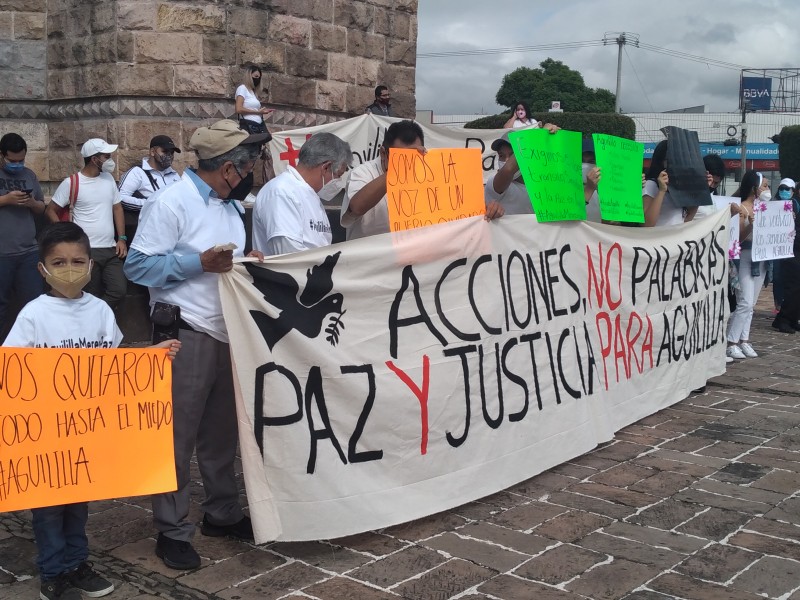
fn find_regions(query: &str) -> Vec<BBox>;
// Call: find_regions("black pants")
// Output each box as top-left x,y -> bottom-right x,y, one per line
776,254 -> 800,325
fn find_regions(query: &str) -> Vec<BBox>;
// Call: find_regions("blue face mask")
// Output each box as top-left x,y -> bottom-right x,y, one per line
3,161 -> 24,174
778,189 -> 792,200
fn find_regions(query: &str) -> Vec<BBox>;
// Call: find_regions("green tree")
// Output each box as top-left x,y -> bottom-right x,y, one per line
496,58 -> 615,113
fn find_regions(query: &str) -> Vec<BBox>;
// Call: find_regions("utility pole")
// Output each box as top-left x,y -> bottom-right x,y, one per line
740,102 -> 749,179
604,32 -> 639,113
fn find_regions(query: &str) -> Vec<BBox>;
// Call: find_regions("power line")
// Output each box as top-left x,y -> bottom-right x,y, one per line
624,46 -> 657,115
417,40 -> 605,58
637,42 -> 746,71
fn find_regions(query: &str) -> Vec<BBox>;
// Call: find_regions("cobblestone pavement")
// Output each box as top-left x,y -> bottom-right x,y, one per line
2,291 -> 800,600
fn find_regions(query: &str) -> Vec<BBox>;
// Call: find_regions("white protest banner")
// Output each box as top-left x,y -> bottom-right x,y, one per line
220,212 -> 730,543
752,200 -> 795,261
711,196 -> 741,259
268,113 -> 506,184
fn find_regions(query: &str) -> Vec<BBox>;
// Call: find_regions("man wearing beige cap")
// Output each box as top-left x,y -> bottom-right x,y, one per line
124,120 -> 268,570
46,138 -> 127,309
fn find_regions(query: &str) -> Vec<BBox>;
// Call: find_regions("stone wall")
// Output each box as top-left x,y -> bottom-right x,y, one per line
0,0 -> 418,189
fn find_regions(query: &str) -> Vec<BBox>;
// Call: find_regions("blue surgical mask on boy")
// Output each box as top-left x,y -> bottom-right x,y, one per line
3,161 -> 24,174
778,189 -> 792,200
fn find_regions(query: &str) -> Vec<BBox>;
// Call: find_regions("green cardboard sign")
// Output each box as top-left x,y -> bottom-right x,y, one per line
592,134 -> 645,223
508,128 -> 585,222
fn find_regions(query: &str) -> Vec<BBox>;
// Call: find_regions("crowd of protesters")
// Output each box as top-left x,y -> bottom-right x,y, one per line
1,83 -> 799,599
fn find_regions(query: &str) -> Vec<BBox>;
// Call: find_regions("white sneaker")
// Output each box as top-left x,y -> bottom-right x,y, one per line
726,345 -> 746,360
725,355 -> 734,364
739,342 -> 758,358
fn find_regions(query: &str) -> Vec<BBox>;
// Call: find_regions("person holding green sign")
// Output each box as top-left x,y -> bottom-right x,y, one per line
484,125 -> 560,215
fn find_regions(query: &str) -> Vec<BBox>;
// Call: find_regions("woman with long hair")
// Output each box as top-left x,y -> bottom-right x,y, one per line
727,170 -> 771,359
235,65 -> 273,135
503,101 -> 541,129
642,140 -> 699,227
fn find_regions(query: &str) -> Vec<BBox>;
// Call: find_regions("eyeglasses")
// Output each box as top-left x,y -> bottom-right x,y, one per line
231,162 -> 253,180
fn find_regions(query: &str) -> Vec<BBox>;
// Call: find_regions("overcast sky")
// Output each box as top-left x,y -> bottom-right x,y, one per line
416,0 -> 800,116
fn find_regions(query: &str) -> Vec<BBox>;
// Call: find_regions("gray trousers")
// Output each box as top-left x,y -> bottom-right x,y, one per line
151,328 -> 243,541
87,247 -> 126,310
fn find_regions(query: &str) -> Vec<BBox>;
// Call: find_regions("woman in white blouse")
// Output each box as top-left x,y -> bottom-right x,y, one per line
235,66 -> 273,135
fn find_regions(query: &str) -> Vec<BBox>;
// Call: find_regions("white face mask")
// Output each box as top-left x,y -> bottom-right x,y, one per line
101,158 -> 115,174
582,162 -> 594,183
759,189 -> 772,201
497,160 -> 506,170
318,167 -> 344,202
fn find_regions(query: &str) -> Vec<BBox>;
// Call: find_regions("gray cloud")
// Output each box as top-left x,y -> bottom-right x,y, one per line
416,0 -> 800,115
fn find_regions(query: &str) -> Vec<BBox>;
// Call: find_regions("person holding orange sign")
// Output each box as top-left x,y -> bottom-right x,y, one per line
342,120 -> 504,239
3,222 -> 180,600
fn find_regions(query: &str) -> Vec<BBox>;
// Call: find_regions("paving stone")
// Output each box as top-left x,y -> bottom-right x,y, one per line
533,510 -> 613,543
578,532 -> 684,568
349,546 -> 445,588
743,516 -> 800,543
423,532 -> 529,572
648,571 -> 765,600
632,455 -> 717,477
673,488 -> 771,515
514,543 -> 605,584
304,576 -> 401,599
629,471 -> 695,496
627,498 -> 702,530
589,463 -> 655,487
332,532 -> 408,557
647,448 -> 729,469
392,558 -> 496,600
765,496 -> 800,525
457,522 -> 553,555
659,435 -> 713,452
545,491 -> 636,520
450,502 -> 504,522
480,574 -> 582,599
710,462 -> 772,484
382,512 -> 468,542
620,592 -> 674,600
730,555 -> 800,597
691,477 -> 789,505
750,468 -> 800,494
676,507 -> 753,540
506,472 -> 576,497
269,541 -> 371,573
591,441 -> 651,462
176,549 -> 286,593
490,501 -> 567,531
213,562 -> 326,598
696,441 -> 755,460
565,558 -> 661,600
728,531 -> 800,561
674,544 -> 760,582
549,462 -> 598,479
566,483 -> 658,508
0,537 -> 37,577
600,522 -> 707,554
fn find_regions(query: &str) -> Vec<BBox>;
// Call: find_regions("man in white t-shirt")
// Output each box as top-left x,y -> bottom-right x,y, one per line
253,132 -> 351,255
124,119 -> 269,571
343,120 -> 503,240
46,138 -> 128,309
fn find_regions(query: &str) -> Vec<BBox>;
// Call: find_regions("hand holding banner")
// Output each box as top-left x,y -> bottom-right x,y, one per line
508,128 -> 584,222
0,347 -> 176,512
386,148 -> 485,232
592,134 -> 645,223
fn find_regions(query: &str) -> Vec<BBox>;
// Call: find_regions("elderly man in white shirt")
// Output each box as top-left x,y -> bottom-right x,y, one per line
252,132 -> 351,255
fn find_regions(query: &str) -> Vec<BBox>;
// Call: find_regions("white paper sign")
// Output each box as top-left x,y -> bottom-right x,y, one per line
752,201 -> 796,261
711,195 -> 741,259
220,213 -> 730,543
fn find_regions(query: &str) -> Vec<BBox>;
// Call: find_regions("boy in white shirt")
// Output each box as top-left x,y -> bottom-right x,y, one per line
4,222 -> 179,600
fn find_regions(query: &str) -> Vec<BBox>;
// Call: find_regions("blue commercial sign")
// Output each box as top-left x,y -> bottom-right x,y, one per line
643,142 -> 778,160
741,77 -> 772,111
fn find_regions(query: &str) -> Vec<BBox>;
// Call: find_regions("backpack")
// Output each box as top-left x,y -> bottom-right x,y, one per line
55,173 -> 80,222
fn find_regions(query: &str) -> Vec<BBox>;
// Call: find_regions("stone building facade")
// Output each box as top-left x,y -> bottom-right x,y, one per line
0,0 -> 418,189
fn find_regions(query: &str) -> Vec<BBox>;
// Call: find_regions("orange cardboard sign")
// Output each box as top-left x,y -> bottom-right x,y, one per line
386,148 -> 486,232
0,347 -> 176,511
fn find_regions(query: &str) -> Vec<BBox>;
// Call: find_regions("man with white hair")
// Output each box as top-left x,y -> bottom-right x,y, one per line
253,132 -> 351,255
124,120 -> 269,570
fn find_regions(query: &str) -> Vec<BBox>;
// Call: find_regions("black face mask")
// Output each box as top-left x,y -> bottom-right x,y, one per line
227,171 -> 254,201
252,77 -> 261,87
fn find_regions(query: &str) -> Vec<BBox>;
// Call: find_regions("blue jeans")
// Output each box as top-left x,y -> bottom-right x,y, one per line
31,503 -> 89,580
0,250 -> 44,335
